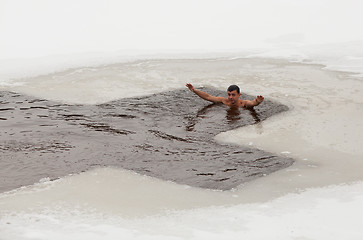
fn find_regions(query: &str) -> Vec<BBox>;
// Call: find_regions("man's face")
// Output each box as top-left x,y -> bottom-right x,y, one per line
227,90 -> 241,104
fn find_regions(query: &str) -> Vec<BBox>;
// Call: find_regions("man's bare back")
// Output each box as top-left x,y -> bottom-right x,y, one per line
186,83 -> 264,108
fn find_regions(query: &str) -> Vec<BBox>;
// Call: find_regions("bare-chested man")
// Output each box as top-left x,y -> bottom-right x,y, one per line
186,83 -> 264,108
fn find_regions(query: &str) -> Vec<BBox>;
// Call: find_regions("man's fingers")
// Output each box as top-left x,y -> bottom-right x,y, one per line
186,83 -> 194,91
256,95 -> 264,103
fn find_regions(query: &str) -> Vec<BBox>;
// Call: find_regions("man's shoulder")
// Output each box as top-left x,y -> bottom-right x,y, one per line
238,99 -> 252,108
219,97 -> 229,103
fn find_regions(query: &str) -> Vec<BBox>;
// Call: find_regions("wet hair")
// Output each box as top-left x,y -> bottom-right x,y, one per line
227,85 -> 240,94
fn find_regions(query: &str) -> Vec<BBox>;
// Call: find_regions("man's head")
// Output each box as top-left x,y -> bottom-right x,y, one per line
227,85 -> 241,104
227,85 -> 240,94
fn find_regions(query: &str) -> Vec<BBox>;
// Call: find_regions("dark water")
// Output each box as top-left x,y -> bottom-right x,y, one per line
0,88 -> 293,192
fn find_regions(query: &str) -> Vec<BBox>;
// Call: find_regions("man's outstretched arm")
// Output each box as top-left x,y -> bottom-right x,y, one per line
186,83 -> 225,103
243,95 -> 264,108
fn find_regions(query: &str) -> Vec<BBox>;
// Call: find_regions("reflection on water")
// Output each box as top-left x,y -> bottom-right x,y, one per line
248,108 -> 261,124
248,108 -> 264,134
226,107 -> 241,123
226,106 -> 261,124
226,107 -> 263,135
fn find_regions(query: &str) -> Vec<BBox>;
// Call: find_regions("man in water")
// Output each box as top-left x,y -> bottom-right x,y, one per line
186,83 -> 264,108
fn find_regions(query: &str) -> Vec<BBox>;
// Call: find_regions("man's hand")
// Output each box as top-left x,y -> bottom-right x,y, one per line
256,95 -> 264,104
186,83 -> 195,92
